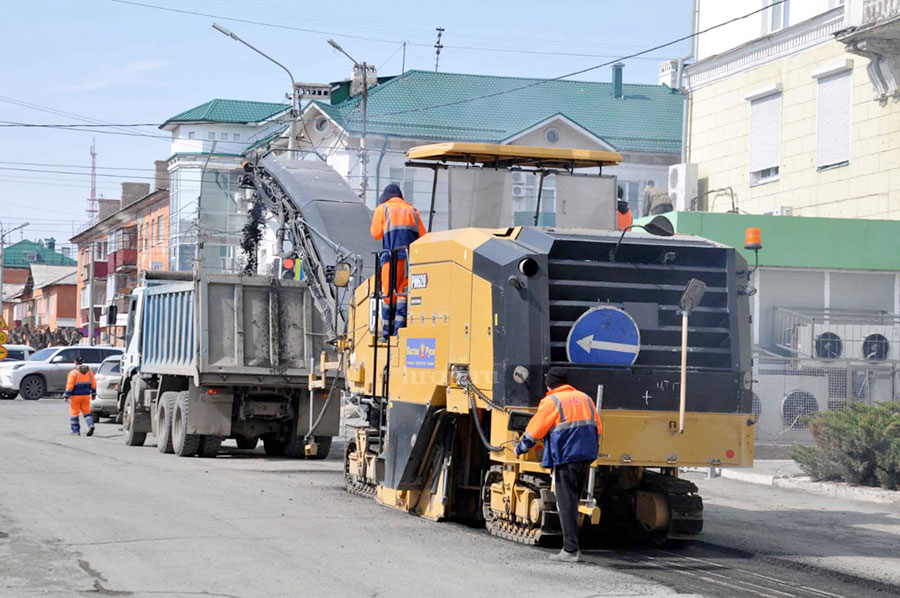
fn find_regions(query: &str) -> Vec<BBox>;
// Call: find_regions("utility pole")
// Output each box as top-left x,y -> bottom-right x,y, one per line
327,39 -> 370,201
402,41 -> 407,73
360,61 -> 369,201
87,140 -> 98,224
0,222 -> 29,320
87,243 -> 95,345
434,27 -> 445,72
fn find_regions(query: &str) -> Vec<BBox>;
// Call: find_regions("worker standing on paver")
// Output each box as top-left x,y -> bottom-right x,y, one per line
65,356 -> 96,437
616,185 -> 633,231
515,368 -> 602,563
370,183 -> 426,338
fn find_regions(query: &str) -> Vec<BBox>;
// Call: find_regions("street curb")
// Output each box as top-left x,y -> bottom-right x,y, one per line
719,468 -> 900,505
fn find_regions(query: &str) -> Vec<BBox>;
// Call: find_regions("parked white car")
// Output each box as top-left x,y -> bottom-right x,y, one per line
0,345 -> 124,400
91,355 -> 121,420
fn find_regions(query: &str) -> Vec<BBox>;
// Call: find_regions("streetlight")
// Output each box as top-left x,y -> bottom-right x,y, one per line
212,23 -> 298,151
0,222 -> 28,322
328,38 -> 369,200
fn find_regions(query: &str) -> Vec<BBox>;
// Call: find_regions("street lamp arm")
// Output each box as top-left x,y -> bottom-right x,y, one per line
212,23 -> 295,97
0,222 -> 28,241
327,38 -> 358,65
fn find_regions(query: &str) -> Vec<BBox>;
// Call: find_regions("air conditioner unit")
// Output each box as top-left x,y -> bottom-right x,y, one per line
764,206 -> 794,216
512,186 -> 527,198
754,369 -> 827,439
511,171 -> 527,183
854,325 -> 900,361
668,163 -> 698,211
793,323 -> 845,359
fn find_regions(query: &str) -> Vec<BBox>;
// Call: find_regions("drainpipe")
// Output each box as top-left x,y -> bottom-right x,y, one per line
677,0 -> 699,164
374,136 -> 389,204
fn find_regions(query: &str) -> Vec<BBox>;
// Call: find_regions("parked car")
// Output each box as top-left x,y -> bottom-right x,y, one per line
1,344 -> 35,362
0,345 -> 35,399
91,355 -> 121,420
0,345 -> 124,400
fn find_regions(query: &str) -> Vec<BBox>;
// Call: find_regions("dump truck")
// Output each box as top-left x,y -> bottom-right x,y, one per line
119,158 -> 378,458
118,271 -> 341,457
341,143 -> 755,544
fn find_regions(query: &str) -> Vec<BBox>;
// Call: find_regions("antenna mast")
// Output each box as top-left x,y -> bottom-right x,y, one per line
87,139 -> 98,223
434,27 -> 445,72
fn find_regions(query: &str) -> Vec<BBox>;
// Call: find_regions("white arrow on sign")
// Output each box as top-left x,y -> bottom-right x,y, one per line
576,334 -> 638,354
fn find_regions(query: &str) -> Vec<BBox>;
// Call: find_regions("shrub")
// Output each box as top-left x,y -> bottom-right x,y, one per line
792,401 -> 900,491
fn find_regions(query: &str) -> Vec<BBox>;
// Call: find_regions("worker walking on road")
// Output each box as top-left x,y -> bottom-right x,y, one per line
65,356 -> 96,437
370,183 -> 426,338
515,367 -> 602,563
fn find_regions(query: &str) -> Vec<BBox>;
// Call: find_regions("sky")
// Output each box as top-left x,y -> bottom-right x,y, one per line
0,0 -> 692,250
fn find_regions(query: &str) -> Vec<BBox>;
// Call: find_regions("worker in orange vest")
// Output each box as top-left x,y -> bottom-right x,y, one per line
370,183 -> 426,338
65,356 -> 97,436
616,185 -> 633,231
515,367 -> 602,563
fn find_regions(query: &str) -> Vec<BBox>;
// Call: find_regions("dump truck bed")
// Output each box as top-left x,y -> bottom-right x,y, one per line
139,272 -> 325,386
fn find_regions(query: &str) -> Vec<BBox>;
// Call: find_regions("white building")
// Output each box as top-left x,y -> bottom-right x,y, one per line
160,99 -> 289,271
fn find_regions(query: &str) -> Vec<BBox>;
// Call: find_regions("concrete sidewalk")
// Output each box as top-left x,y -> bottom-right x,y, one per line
717,459 -> 900,505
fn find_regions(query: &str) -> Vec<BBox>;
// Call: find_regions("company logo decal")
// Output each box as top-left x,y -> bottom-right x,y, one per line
406,338 -> 436,369
410,273 -> 428,289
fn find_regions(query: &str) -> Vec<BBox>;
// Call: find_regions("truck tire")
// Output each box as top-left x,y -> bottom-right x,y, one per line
263,436 -> 285,457
283,435 -> 306,459
197,435 -> 222,458
172,392 -> 200,457
306,436 -> 333,460
20,375 -> 45,400
156,392 -> 176,454
123,392 -> 147,447
0,391 -> 17,400
235,437 -> 257,450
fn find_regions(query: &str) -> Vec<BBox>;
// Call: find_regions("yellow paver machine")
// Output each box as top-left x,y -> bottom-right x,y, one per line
341,143 -> 755,545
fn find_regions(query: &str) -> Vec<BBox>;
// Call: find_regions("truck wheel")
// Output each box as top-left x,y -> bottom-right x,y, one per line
284,435 -> 307,459
20,375 -> 45,400
156,392 -> 176,454
235,437 -> 257,450
197,435 -> 222,458
0,391 -> 16,400
123,393 -> 147,447
263,436 -> 285,457
172,392 -> 200,457
306,436 -> 333,460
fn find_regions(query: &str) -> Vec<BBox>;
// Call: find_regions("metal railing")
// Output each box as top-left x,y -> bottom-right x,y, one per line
753,354 -> 898,445
773,307 -> 900,361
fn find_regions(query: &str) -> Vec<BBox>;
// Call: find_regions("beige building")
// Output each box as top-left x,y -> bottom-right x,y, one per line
683,0 -> 900,219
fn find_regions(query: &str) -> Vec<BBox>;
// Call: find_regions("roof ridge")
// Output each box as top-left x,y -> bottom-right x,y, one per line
399,69 -> 670,89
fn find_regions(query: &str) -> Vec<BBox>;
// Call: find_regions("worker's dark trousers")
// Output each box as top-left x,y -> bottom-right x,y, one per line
553,460 -> 592,554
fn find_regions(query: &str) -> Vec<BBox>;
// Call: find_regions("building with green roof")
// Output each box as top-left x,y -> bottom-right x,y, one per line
297,67 -> 684,217
159,99 -> 289,272
2,239 -> 76,285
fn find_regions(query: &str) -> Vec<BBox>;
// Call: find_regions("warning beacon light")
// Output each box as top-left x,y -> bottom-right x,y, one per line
744,227 -> 762,274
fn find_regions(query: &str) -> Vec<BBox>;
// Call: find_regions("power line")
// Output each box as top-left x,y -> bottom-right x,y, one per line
0,160 -> 159,172
0,167 -> 160,181
361,0 -> 788,119
111,0 -> 671,61
0,122 -> 159,128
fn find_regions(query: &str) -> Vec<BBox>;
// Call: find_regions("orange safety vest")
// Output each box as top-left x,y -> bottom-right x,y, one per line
65,369 -> 96,398
617,208 -> 633,231
518,384 -> 602,468
370,196 -> 427,258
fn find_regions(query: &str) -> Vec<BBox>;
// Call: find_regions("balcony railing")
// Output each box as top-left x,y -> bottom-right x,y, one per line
846,0 -> 900,27
108,248 -> 137,272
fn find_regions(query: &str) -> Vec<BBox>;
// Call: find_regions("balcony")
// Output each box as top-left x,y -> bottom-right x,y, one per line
82,261 -> 108,281
838,0 -> 900,103
108,248 -> 137,272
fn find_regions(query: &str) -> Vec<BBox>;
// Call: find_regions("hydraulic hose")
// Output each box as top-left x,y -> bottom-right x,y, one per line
464,381 -> 504,453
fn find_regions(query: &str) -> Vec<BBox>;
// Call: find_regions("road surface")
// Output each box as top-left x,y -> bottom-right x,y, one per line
2,400 -> 898,597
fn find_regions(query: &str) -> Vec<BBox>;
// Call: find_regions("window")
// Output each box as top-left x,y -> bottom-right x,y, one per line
816,70 -> 851,170
233,133 -> 240,141
315,118 -> 328,132
749,92 -> 782,186
187,131 -> 195,140
220,132 -> 228,140
766,0 -> 790,33
53,348 -> 80,363
208,132 -> 216,140
157,217 -> 163,245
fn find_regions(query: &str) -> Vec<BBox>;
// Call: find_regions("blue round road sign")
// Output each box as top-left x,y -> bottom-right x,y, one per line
565,306 -> 641,366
